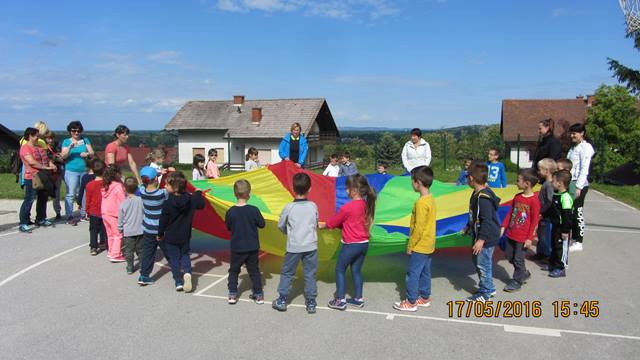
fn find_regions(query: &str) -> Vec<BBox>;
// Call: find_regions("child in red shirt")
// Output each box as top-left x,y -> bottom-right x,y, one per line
85,159 -> 107,255
501,168 -> 541,292
320,174 -> 377,310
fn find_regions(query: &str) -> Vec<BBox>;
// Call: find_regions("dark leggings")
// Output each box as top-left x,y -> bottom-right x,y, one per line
572,186 -> 589,243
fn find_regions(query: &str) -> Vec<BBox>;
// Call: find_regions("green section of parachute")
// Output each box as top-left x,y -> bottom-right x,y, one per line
374,177 -> 465,222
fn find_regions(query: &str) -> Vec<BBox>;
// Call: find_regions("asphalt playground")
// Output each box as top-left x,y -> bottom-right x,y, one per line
0,190 -> 639,359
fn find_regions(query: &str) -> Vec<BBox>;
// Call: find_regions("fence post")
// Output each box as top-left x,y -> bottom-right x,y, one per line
516,133 -> 521,170
443,132 -> 448,171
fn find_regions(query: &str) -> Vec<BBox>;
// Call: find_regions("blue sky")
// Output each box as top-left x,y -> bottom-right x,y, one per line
0,0 -> 637,131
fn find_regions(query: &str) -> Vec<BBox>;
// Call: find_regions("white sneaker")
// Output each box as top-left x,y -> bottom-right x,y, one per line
569,242 -> 583,252
183,273 -> 192,293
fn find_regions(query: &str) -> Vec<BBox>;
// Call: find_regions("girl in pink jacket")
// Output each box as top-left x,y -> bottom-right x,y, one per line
101,166 -> 126,262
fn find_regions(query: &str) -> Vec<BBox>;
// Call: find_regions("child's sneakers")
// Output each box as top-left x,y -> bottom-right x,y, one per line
249,293 -> 264,305
415,296 -> 432,307
327,298 -> 347,310
175,282 -> 184,292
272,297 -> 287,312
137,275 -> 154,286
393,300 -> 418,312
126,265 -> 134,275
18,224 -> 32,233
569,242 -> 583,252
503,280 -> 522,292
110,256 -> 125,263
548,269 -> 566,278
305,299 -> 317,314
346,298 -> 365,308
228,293 -> 238,304
466,292 -> 490,302
90,248 -> 98,256
183,273 -> 193,293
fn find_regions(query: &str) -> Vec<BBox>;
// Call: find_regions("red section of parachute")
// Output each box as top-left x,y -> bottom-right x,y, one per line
267,160 -> 336,221
186,182 -> 230,239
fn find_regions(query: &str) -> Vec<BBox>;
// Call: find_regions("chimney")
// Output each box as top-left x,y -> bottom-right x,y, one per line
586,95 -> 595,107
252,107 -> 262,124
233,95 -> 245,106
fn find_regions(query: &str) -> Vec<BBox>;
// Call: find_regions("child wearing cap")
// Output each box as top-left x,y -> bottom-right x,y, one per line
137,166 -> 170,286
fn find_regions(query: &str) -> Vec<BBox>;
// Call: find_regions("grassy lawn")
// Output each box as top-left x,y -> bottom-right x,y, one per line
591,184 -> 640,210
0,161 -> 519,200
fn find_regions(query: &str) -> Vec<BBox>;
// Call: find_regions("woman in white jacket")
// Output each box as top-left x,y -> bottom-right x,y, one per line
566,123 -> 595,253
401,128 -> 432,173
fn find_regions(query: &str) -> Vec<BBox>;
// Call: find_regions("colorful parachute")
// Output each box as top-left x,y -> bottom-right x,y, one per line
188,160 -> 523,261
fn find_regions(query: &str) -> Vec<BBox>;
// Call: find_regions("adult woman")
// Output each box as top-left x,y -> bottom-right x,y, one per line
60,121 -> 94,225
105,125 -> 141,182
278,122 -> 308,168
19,128 -> 56,233
533,118 -> 563,165
401,128 -> 432,172
566,123 -> 595,252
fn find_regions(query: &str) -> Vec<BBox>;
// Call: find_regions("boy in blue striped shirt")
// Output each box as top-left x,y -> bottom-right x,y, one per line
138,166 -> 170,286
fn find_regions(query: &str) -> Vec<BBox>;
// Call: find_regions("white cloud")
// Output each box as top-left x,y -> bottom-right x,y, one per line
552,8 -> 568,17
19,29 -> 41,36
214,0 -> 400,20
146,50 -> 182,64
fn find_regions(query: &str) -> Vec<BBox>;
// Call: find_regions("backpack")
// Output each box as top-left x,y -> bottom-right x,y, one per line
9,150 -> 21,183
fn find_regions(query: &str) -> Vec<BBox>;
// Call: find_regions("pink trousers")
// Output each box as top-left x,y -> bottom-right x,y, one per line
102,215 -> 123,259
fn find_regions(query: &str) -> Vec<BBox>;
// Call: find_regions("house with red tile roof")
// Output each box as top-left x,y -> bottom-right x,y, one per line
500,96 -> 592,167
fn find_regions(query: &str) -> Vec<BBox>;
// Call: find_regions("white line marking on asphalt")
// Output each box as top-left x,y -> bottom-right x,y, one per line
193,293 -> 640,341
0,231 -> 19,238
154,262 -> 225,278
504,325 -> 561,337
194,274 -> 229,296
192,251 -> 269,296
0,243 -> 86,288
386,314 -> 395,320
589,228 -> 640,234
592,190 -> 639,212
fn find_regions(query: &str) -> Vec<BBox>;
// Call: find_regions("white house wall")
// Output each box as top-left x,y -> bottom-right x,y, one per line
509,148 -> 533,168
177,130 -> 239,164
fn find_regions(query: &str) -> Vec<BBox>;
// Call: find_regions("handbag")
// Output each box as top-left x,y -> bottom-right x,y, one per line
32,171 -> 45,190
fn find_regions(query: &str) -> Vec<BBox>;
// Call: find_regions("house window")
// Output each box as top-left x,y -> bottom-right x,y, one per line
257,149 -> 271,165
192,148 -> 205,158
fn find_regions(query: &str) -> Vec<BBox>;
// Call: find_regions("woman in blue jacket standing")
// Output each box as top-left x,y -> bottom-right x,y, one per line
279,122 -> 308,168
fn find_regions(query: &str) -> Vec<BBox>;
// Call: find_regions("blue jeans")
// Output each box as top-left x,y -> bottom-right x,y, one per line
164,242 -> 192,285
64,170 -> 85,219
536,219 -> 552,258
335,243 -> 368,299
19,179 -> 47,225
277,250 -> 318,300
472,245 -> 495,296
140,233 -> 170,277
406,252 -> 432,303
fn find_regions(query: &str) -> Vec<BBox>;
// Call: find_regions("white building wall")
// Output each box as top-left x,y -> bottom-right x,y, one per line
509,148 -> 533,168
177,130 -> 232,164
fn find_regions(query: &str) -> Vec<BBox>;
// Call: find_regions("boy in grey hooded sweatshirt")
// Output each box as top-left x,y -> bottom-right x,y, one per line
272,172 -> 319,314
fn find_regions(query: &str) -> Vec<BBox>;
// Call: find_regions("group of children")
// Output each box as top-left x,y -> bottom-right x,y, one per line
82,152 -> 205,291
76,142 -> 583,314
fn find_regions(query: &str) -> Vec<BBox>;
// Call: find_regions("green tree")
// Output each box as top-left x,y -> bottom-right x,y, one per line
586,84 -> 640,175
608,32 -> 640,94
374,132 -> 401,166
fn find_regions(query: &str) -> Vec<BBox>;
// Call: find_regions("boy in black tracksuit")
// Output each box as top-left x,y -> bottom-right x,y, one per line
464,162 -> 501,302
157,171 -> 205,292
548,170 -> 574,278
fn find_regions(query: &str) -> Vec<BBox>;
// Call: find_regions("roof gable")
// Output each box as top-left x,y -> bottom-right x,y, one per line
501,99 -> 588,142
165,98 -> 332,138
